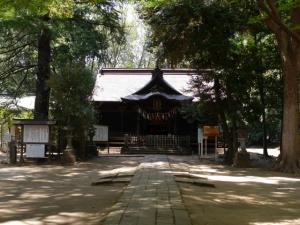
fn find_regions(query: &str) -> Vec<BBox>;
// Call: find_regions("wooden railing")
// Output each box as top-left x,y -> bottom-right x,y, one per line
124,134 -> 190,149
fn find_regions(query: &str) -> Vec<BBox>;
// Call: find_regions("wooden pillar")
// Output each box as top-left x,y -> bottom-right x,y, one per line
97,102 -> 103,124
120,106 -> 124,133
124,134 -> 129,148
20,125 -> 24,163
136,113 -> 140,136
174,114 -> 178,135
142,117 -> 147,135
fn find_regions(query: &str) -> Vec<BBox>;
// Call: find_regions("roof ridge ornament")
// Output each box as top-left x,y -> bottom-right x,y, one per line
152,67 -> 163,79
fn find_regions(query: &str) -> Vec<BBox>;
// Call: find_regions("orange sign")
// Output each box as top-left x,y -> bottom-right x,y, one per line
203,126 -> 220,136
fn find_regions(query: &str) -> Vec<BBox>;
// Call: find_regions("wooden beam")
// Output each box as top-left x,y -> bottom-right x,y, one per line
99,68 -> 211,75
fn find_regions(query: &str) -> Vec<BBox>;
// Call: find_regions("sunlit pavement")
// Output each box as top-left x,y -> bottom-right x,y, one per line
103,155 -> 191,225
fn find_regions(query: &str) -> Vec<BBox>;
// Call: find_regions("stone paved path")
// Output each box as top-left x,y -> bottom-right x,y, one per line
103,155 -> 192,225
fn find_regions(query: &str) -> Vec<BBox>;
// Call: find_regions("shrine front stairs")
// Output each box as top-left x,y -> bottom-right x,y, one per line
121,146 -> 191,155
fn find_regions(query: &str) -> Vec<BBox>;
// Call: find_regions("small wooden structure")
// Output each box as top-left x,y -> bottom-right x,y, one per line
202,126 -> 220,158
12,119 -> 56,161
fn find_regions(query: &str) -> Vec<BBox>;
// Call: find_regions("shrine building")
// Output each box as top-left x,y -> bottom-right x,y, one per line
92,68 -> 200,153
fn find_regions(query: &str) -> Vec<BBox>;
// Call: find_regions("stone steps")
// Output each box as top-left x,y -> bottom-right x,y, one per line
121,147 -> 191,155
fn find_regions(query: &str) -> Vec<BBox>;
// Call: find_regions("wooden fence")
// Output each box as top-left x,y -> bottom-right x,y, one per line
125,134 -> 190,149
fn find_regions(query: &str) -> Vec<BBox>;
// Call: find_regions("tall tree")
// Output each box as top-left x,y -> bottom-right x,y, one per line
35,15 -> 51,119
0,0 -> 123,119
0,1 -> 74,119
258,0 -> 300,172
139,0 -> 282,164
235,29 -> 282,156
0,19 -> 37,97
139,0 -> 248,163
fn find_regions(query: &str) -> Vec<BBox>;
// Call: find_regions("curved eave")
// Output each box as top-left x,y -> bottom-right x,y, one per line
134,77 -> 183,96
121,92 -> 193,102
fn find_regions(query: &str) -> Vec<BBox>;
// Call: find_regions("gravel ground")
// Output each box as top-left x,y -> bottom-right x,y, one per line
0,156 -> 143,225
2,149 -> 300,225
168,155 -> 300,225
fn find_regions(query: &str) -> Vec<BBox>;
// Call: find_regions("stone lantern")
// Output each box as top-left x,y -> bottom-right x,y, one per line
233,129 -> 250,167
87,125 -> 97,157
62,126 -> 76,164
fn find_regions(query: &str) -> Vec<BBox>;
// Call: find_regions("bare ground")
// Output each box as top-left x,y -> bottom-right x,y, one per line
0,156 -> 142,225
1,154 -> 300,225
168,155 -> 300,225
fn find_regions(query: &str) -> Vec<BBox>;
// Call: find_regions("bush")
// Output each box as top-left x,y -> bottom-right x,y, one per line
48,63 -> 95,159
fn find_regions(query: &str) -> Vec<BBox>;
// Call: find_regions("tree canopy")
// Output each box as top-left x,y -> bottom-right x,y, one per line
0,0 -> 125,119
138,0 -> 283,164
1,0 -> 300,172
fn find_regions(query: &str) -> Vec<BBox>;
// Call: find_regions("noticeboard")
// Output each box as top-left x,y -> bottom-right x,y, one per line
197,128 -> 203,144
93,125 -> 109,142
26,144 -> 45,158
23,125 -> 49,143
203,126 -> 220,137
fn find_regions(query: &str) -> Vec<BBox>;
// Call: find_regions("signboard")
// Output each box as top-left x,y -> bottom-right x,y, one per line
26,144 -> 45,158
93,125 -> 108,142
197,128 -> 203,144
23,125 -> 49,143
203,126 -> 220,137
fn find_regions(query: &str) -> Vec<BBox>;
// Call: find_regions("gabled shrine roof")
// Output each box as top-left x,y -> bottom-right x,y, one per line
0,95 -> 35,110
122,68 -> 193,102
92,68 -> 198,102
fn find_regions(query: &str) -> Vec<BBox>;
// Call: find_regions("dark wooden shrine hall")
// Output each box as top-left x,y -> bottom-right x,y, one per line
92,68 -> 202,153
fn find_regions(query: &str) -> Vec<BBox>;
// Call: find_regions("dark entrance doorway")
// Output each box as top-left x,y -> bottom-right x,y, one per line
147,120 -> 169,135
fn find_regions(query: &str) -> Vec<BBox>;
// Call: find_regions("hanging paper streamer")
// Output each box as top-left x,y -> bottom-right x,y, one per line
137,107 -> 177,121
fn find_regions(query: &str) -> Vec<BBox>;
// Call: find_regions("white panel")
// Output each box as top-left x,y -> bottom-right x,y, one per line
26,144 -> 45,158
93,125 -> 108,142
23,125 -> 49,143
197,128 -> 203,144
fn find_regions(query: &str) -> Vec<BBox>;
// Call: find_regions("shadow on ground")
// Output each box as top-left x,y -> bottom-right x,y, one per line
1,155 -> 300,225
168,155 -> 300,225
0,157 -> 142,225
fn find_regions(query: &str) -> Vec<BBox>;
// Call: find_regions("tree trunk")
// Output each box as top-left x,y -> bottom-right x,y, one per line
213,78 -> 235,164
34,16 -> 51,120
275,18 -> 300,172
262,105 -> 268,156
225,117 -> 239,165
254,32 -> 269,157
258,2 -> 300,172
258,79 -> 269,157
277,50 -> 300,172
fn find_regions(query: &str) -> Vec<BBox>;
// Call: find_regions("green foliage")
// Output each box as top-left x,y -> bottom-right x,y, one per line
0,0 -> 124,104
180,101 -> 218,125
0,16 -> 38,96
0,106 -> 33,127
0,0 -> 75,18
139,0 -> 283,160
48,63 -> 95,128
48,63 -> 96,158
